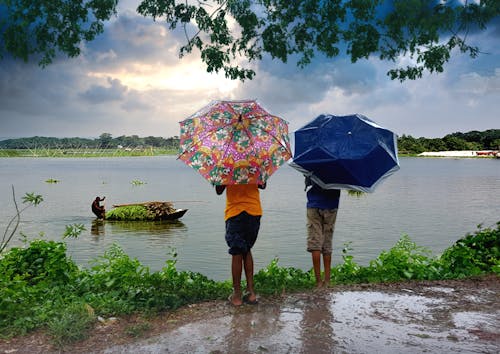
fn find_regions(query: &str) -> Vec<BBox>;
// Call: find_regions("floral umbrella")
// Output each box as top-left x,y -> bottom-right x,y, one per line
178,100 -> 292,185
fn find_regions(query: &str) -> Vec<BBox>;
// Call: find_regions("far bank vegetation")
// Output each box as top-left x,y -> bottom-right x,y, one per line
0,130 -> 499,157
0,133 -> 180,157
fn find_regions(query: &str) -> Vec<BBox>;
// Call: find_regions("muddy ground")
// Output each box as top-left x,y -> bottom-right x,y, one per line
1,275 -> 499,353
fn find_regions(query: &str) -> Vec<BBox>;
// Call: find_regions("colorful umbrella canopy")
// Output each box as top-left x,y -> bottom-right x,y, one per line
289,114 -> 400,193
179,100 -> 292,185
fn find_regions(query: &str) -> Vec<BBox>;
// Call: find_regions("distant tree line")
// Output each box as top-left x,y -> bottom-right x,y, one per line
398,129 -> 500,154
0,133 -> 180,150
1,130 -> 499,155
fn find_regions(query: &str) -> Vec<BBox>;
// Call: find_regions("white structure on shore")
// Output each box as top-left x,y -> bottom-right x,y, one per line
418,150 -> 499,157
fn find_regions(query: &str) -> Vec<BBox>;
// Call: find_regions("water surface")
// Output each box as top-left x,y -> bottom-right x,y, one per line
0,156 -> 498,281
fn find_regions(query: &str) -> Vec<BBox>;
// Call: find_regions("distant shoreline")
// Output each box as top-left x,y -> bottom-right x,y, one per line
0,148 -> 178,158
1,149 -> 498,159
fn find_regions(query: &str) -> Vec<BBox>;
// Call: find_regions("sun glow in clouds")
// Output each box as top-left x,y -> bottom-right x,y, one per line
88,61 -> 238,93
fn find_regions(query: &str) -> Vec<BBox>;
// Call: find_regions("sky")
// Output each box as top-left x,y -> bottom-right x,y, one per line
0,1 -> 499,140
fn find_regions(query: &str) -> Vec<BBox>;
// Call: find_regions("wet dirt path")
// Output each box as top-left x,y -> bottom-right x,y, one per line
1,276 -> 498,353
102,277 -> 499,353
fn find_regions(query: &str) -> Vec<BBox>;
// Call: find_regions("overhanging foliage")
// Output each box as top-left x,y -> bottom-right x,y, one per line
1,1 -> 499,81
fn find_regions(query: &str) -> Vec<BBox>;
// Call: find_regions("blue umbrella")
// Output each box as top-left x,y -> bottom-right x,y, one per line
289,114 -> 400,193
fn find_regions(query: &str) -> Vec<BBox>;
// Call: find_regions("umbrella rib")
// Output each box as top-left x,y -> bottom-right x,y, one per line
250,114 -> 290,151
178,123 -> 231,158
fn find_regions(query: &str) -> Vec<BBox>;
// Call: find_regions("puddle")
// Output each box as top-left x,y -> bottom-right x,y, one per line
104,289 -> 500,353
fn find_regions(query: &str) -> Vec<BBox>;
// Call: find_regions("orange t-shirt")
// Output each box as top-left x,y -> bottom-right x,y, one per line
224,184 -> 262,220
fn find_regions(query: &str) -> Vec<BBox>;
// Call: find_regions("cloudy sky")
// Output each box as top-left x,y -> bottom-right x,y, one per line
1,1 -> 499,140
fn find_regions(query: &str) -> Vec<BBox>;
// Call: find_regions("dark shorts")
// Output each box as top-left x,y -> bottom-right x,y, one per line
225,211 -> 261,255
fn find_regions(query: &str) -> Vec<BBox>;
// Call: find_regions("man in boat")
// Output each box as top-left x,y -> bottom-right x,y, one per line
91,196 -> 106,219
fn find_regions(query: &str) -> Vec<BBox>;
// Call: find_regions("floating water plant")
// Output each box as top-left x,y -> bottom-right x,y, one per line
45,178 -> 60,183
348,190 -> 365,197
130,179 -> 146,186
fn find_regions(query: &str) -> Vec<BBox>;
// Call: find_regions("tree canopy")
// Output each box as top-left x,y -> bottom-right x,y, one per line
1,0 -> 499,81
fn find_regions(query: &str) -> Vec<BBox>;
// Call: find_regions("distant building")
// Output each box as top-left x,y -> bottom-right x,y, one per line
418,150 -> 499,157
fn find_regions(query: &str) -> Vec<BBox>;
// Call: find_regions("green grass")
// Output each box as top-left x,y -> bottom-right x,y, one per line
0,222 -> 498,343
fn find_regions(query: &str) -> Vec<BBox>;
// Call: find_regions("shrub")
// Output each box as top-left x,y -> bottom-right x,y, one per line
0,240 -> 78,285
440,222 -> 500,278
254,258 -> 313,295
367,235 -> 442,281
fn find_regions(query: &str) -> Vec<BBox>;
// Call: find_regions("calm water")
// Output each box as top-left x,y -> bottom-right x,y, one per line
0,156 -> 499,281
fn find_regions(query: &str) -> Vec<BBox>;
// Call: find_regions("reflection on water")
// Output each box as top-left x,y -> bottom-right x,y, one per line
0,156 -> 499,281
90,220 -> 105,236
107,219 -> 187,236
91,219 -> 187,239
299,293 -> 335,353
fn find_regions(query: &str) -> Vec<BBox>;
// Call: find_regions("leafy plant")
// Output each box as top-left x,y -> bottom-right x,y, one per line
368,235 -> 441,281
0,240 -> 80,336
440,223 -> 500,278
1,187 -> 43,253
254,258 -> 313,295
331,242 -> 363,284
0,240 -> 78,286
47,302 -> 95,347
63,224 -> 86,239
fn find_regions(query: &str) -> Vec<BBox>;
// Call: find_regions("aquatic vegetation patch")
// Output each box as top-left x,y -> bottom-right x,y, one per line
106,205 -> 152,220
45,178 -> 60,183
105,202 -> 178,221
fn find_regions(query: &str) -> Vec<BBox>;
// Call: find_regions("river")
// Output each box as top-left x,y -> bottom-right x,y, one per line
0,156 -> 498,281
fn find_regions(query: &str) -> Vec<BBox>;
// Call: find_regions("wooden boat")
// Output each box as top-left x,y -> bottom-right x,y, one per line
106,201 -> 188,221
161,208 -> 188,220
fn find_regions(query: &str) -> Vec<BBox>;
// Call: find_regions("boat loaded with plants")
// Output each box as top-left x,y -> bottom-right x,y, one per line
106,201 -> 188,221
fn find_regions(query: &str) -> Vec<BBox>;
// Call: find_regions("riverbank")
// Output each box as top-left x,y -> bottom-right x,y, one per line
1,275 -> 498,353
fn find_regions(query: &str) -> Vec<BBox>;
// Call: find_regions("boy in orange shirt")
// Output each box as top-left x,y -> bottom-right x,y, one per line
216,183 -> 266,306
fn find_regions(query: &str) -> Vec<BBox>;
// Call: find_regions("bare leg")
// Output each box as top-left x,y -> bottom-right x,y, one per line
311,250 -> 323,287
243,251 -> 256,302
230,254 -> 243,306
323,253 -> 331,287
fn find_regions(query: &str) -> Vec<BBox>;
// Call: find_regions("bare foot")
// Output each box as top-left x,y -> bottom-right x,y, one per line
313,281 -> 324,292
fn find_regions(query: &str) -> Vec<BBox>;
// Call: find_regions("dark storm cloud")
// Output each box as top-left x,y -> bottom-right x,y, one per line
0,58 -> 79,116
79,78 -> 128,103
83,12 -> 186,70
